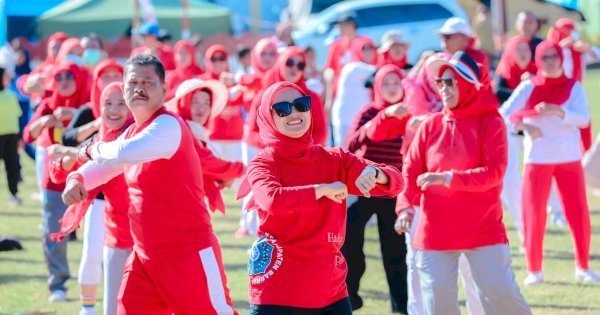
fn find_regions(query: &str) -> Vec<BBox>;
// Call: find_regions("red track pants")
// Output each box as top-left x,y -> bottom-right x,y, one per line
116,240 -> 237,315
521,161 -> 591,273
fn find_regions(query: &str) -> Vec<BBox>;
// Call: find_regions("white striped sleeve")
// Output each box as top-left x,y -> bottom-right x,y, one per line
90,114 -> 182,167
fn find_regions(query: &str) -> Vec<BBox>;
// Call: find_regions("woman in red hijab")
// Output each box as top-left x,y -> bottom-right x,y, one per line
343,64 -> 410,312
496,36 -> 537,103
49,82 -> 133,314
23,60 -> 90,302
395,52 -> 531,314
201,44 -> 245,162
62,59 -> 123,147
377,30 -> 411,70
167,78 -> 245,214
237,81 -> 402,314
166,40 -> 204,97
331,37 -> 378,147
245,46 -> 328,149
501,40 -> 599,285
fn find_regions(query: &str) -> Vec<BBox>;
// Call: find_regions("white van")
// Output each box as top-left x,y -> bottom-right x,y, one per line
292,0 -> 469,66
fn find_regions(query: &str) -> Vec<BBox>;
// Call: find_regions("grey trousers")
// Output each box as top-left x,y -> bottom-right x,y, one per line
103,246 -> 132,315
415,244 -> 531,315
42,189 -> 70,292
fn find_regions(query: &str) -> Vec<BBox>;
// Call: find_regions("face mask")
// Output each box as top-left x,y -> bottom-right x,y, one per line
64,54 -> 84,66
83,49 -> 102,66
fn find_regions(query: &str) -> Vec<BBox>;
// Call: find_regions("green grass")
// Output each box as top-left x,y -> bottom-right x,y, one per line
2,72 -> 600,315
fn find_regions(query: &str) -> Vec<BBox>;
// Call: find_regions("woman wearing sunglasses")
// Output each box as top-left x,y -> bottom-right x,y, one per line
23,60 -> 90,302
246,46 -> 328,150
501,40 -> 599,285
331,37 -> 378,147
237,81 -> 402,315
201,44 -> 245,164
394,52 -> 531,315
343,64 -> 410,313
167,78 -> 245,214
49,82 -> 134,315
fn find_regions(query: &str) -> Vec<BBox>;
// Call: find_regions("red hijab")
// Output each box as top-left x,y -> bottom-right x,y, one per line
377,47 -> 408,69
174,40 -> 204,80
98,82 -> 133,141
45,32 -> 69,65
91,59 -> 124,118
203,44 -> 229,80
373,64 -> 405,109
49,61 -> 90,110
261,46 -> 308,91
349,37 -> 378,64
496,36 -> 537,90
55,38 -> 82,65
175,88 -> 213,124
251,38 -> 278,76
439,65 -> 499,120
547,18 -> 583,81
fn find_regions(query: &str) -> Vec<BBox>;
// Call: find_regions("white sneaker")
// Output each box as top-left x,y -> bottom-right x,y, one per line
524,271 -> 544,286
575,268 -> 600,282
79,308 -> 97,315
48,289 -> 67,302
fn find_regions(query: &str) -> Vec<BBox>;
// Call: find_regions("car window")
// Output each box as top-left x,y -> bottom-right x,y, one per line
355,3 -> 453,27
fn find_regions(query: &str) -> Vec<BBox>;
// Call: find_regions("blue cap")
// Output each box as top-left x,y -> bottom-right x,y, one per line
137,22 -> 160,37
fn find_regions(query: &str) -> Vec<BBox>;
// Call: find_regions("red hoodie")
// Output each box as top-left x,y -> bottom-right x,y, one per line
237,82 -> 403,308
244,47 -> 328,148
396,65 -> 509,251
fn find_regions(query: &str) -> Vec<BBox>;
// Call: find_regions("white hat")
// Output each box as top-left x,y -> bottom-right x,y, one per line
166,79 -> 229,119
378,30 -> 408,53
438,17 -> 472,36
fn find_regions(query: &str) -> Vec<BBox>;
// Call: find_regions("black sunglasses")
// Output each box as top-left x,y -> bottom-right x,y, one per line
285,59 -> 306,71
434,78 -> 457,89
55,72 -> 75,81
270,96 -> 312,117
541,54 -> 560,62
211,55 -> 227,62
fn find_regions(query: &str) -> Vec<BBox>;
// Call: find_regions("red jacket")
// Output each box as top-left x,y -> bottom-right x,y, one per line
245,147 -> 402,307
396,112 -> 509,250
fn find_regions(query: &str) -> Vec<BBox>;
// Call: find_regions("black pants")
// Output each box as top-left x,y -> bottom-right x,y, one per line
341,197 -> 408,314
0,134 -> 19,195
249,297 -> 352,315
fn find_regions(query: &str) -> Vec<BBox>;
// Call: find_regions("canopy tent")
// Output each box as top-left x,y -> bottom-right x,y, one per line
37,0 -> 231,40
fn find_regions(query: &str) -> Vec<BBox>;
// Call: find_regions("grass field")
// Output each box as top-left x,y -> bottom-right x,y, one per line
1,72 -> 600,315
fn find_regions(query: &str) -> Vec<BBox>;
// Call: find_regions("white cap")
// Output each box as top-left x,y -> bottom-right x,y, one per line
378,30 -> 408,53
438,17 -> 472,36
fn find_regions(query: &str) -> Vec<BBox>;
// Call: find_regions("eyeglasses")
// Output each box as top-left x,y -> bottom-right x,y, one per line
442,34 -> 454,40
210,55 -> 227,62
270,95 -> 312,117
55,72 -> 75,81
434,78 -> 457,89
541,54 -> 560,62
285,59 -> 306,71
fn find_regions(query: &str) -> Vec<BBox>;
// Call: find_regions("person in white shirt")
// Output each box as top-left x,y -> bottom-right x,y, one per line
500,40 -> 599,286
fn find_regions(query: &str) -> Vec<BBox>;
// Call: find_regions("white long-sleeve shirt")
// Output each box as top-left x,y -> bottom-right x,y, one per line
76,114 -> 182,190
500,80 -> 589,164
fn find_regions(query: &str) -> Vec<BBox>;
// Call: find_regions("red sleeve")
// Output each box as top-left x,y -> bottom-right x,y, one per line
395,119 -> 430,215
196,142 -> 244,181
246,154 -> 319,216
309,92 -> 328,146
346,106 -> 371,152
325,40 -> 340,71
49,158 -> 80,184
366,111 -> 408,142
23,99 -> 53,143
244,91 -> 265,148
338,148 -> 403,197
449,116 -> 507,192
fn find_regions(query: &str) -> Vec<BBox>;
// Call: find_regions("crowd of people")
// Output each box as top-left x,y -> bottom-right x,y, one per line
0,7 -> 599,315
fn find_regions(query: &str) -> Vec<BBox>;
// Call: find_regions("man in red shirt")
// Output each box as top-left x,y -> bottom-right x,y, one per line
62,54 -> 236,315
